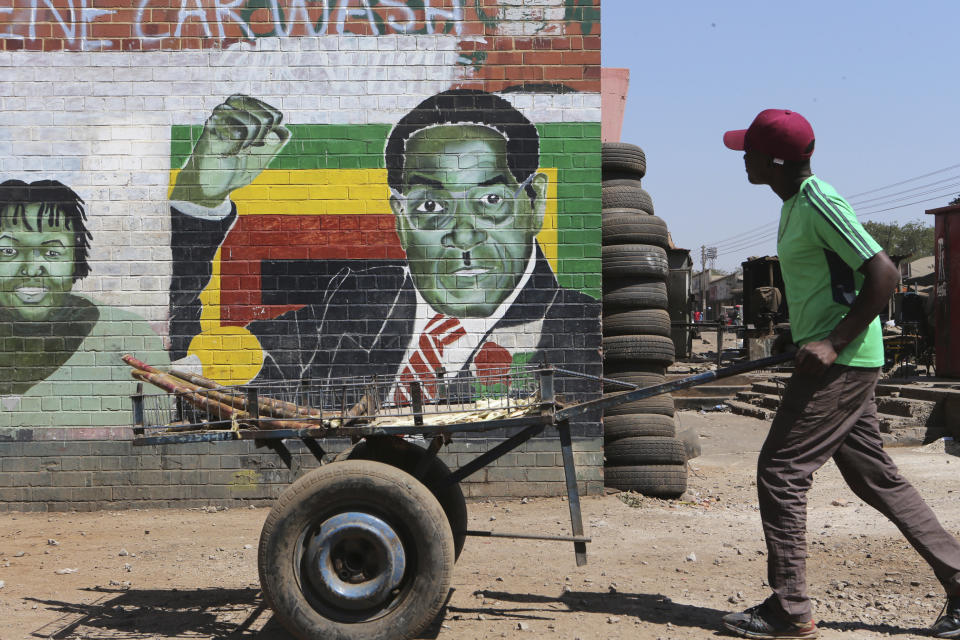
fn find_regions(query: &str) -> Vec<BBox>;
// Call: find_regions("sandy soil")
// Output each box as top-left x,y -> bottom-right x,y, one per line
3,410 -> 960,640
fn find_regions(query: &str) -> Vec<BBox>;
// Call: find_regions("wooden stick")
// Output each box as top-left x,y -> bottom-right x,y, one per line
130,368 -> 321,431
124,354 -> 333,420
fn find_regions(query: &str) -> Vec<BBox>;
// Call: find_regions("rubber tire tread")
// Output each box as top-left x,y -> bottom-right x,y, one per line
602,142 -> 647,177
602,213 -> 670,249
604,464 -> 688,498
347,439 -> 468,561
602,207 -> 653,218
602,278 -> 668,310
602,181 -> 654,213
258,460 -> 454,640
604,436 -> 687,465
604,413 -> 676,441
602,244 -> 669,279
602,368 -> 674,416
603,334 -> 677,366
603,309 -> 671,337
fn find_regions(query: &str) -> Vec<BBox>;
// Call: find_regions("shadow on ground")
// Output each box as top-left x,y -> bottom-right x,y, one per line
25,586 -> 447,639
464,589 -> 728,633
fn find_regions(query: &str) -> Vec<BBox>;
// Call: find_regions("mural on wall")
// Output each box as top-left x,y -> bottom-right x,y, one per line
169,89 -> 601,405
0,0 -> 602,430
0,180 -> 169,427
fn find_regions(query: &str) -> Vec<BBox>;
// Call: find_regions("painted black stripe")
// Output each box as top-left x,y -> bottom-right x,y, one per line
804,182 -> 873,259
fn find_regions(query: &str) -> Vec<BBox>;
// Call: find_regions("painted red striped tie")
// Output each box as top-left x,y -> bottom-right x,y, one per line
394,313 -> 466,405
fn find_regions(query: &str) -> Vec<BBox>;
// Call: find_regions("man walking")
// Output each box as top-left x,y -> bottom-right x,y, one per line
720,108 -> 960,639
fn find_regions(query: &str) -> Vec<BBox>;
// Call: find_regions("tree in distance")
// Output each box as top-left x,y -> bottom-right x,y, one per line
862,220 -> 934,259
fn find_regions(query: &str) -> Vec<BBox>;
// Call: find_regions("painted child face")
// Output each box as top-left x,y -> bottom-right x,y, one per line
391,125 -> 547,318
0,203 -> 77,321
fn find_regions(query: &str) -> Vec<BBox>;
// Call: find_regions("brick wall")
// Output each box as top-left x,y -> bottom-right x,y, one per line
0,0 -> 602,510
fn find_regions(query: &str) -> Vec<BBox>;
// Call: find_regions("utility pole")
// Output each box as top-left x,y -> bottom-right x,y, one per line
700,245 -> 717,318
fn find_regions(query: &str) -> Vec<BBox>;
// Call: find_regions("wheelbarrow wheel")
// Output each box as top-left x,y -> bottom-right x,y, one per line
346,438 -> 468,561
258,460 -> 454,640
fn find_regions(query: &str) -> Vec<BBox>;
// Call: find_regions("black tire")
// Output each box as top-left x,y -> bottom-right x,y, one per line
602,180 -> 654,213
258,460 -> 454,640
603,309 -> 671,337
601,207 -> 653,218
603,334 -> 677,366
604,413 -> 676,442
601,244 -> 669,279
604,464 -> 687,498
602,213 -> 670,249
602,278 -> 668,310
347,438 -> 467,561
602,369 -> 675,416
604,436 -> 687,465
602,142 -> 647,178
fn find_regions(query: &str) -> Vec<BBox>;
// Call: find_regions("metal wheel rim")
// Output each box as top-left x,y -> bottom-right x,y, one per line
294,509 -> 413,622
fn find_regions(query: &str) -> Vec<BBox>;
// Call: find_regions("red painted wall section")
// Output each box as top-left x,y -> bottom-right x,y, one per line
219,214 -> 405,326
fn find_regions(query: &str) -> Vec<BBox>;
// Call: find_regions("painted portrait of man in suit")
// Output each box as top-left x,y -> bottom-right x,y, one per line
169,90 -> 600,404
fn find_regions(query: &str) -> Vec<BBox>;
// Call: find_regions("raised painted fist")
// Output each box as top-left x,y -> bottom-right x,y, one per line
170,95 -> 290,208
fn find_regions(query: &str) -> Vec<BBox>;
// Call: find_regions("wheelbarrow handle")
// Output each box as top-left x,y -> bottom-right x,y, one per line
555,351 -> 795,422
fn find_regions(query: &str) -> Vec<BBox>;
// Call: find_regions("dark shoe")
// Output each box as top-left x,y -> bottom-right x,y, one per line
722,598 -> 818,639
932,596 -> 960,638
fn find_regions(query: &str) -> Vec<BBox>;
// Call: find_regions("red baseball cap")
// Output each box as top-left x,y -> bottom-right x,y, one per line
723,109 -> 815,162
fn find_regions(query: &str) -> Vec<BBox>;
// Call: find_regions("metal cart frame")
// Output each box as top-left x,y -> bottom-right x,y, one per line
128,353 -> 791,640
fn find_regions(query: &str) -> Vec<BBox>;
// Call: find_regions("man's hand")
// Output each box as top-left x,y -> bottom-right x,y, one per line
794,339 -> 838,375
170,95 -> 290,208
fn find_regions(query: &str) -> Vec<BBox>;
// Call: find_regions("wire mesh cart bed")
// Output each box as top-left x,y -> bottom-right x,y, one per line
125,352 -> 791,640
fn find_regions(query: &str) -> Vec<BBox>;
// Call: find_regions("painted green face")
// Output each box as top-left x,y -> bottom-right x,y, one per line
0,203 -> 77,322
391,125 -> 547,318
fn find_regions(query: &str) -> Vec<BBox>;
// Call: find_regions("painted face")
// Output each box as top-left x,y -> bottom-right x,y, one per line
0,203 -> 77,321
391,125 -> 546,318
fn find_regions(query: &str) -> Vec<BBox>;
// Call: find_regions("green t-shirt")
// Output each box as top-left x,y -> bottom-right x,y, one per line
777,175 -> 884,367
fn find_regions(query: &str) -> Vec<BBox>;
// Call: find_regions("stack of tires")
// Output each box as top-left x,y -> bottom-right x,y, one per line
601,143 -> 687,499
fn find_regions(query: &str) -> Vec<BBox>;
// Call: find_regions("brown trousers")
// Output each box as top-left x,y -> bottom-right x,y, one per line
758,365 -> 960,621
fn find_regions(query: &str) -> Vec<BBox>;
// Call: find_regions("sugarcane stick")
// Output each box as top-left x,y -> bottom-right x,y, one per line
131,368 -> 321,430
124,354 -> 334,420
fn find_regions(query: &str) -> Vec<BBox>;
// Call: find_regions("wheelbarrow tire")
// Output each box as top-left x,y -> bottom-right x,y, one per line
602,214 -> 669,249
604,436 -> 687,465
603,413 -> 675,442
346,438 -> 468,561
601,244 -> 669,279
604,464 -> 687,498
258,460 -> 454,640
602,309 -> 671,337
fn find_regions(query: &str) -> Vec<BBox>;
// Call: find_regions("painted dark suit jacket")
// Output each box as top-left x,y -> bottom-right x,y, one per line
170,206 -> 602,407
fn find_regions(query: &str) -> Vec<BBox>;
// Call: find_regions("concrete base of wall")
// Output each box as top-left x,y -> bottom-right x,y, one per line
0,429 -> 604,512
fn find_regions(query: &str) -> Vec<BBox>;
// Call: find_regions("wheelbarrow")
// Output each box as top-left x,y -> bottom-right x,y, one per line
128,352 -> 793,640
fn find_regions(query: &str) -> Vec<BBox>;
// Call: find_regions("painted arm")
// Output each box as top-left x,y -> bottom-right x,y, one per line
795,250 -> 899,374
169,94 -> 289,207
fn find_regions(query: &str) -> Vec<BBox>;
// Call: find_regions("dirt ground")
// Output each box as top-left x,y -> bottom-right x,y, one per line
4,409 -> 960,640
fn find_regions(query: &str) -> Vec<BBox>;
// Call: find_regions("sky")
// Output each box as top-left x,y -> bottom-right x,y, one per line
601,1 -> 960,272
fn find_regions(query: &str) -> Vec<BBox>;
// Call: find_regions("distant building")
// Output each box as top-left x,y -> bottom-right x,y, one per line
691,269 -> 743,321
